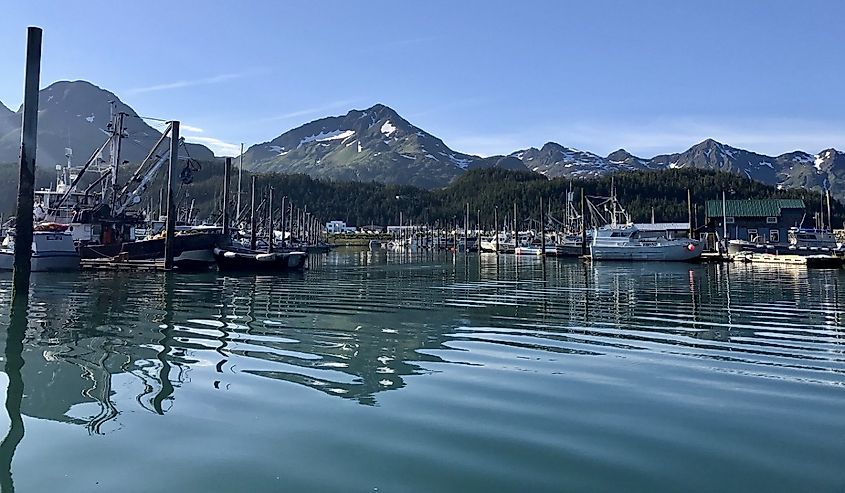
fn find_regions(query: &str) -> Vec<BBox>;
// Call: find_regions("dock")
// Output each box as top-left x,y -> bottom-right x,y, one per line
80,258 -> 167,271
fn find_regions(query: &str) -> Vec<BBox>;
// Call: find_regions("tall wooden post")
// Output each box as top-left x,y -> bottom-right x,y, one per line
494,206 -> 499,253
540,195 -> 546,256
288,202 -> 293,245
267,187 -> 274,253
163,121 -> 180,270
249,175 -> 257,250
464,203 -> 469,252
280,196 -> 286,247
222,157 -> 231,237
580,188 -> 587,256
13,27 -> 42,294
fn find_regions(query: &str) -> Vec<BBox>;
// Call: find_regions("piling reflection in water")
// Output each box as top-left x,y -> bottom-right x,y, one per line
0,253 -> 842,435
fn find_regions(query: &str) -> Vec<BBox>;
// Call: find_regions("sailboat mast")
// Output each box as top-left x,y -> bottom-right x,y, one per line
236,143 -> 243,225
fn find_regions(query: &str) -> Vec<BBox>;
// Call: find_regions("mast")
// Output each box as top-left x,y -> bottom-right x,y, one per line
826,189 -> 833,231
236,142 -> 243,224
106,105 -> 126,212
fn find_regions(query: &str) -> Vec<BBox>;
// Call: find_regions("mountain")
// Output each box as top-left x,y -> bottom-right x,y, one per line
240,104 -> 525,188
509,142 -> 651,178
0,80 -> 214,166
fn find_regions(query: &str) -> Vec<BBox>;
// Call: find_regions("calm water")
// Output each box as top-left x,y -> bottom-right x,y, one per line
0,251 -> 843,492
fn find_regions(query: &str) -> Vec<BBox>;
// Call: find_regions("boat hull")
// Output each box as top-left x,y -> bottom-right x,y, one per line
214,247 -> 308,272
0,251 -> 80,272
79,232 -> 221,269
591,242 -> 703,261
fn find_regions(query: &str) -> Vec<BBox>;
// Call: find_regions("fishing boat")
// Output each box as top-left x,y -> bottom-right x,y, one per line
588,186 -> 703,262
213,245 -> 307,272
0,226 -> 80,271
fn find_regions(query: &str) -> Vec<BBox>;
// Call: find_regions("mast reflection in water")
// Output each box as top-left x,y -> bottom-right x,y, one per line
0,252 -> 841,492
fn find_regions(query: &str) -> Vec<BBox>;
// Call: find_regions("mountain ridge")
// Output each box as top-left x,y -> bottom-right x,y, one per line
0,80 -> 214,167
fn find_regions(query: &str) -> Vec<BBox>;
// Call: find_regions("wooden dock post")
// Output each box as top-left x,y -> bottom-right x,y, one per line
267,186 -> 274,252
540,195 -> 546,256
163,121 -> 179,270
12,26 -> 42,295
222,157 -> 231,237
494,206 -> 499,253
280,196 -> 286,247
580,188 -> 587,256
249,175 -> 257,250
464,203 -> 469,252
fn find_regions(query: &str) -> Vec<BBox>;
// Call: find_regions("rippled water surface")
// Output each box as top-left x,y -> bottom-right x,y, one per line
0,250 -> 843,492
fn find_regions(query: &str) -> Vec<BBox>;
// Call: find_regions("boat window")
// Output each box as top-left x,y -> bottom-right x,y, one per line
770,230 -> 780,243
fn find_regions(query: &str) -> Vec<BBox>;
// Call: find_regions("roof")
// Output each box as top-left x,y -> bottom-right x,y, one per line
705,199 -> 805,218
637,222 -> 690,231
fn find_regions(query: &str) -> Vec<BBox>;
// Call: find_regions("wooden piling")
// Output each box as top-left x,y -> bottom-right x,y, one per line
267,187 -> 274,252
163,121 -> 179,270
222,157 -> 231,237
249,175 -> 257,250
540,196 -> 546,256
580,188 -> 587,256
280,196 -> 286,247
12,26 -> 42,294
494,206 -> 499,253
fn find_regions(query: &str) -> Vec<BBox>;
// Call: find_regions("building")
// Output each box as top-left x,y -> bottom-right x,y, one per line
704,199 -> 806,244
325,220 -> 356,234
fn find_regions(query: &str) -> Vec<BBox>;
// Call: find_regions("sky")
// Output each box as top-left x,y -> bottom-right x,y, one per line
1,0 -> 843,158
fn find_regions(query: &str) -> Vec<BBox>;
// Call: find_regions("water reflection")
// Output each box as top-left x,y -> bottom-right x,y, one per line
0,253 -> 841,440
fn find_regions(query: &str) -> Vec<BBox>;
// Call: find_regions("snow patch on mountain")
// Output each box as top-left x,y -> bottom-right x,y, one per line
299,129 -> 355,147
381,121 -> 396,137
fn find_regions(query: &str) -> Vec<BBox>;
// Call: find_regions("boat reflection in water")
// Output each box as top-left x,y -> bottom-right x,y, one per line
0,252 -> 843,492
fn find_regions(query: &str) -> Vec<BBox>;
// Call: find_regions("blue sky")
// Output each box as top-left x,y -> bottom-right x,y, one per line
1,0 -> 843,158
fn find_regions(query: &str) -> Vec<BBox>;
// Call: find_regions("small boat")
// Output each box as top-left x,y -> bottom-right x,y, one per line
0,227 -> 80,272
213,246 -> 307,272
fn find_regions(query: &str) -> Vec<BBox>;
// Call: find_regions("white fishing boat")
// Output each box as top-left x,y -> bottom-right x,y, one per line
0,228 -> 80,271
588,185 -> 703,262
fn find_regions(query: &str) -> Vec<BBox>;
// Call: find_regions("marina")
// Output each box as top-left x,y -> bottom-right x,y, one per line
2,7 -> 845,492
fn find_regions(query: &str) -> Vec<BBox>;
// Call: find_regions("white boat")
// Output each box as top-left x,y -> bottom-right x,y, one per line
590,224 -> 703,261
587,186 -> 702,262
479,233 -> 515,253
0,229 -> 80,271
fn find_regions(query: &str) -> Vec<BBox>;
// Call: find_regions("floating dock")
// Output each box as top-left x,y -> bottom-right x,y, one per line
80,258 -> 167,271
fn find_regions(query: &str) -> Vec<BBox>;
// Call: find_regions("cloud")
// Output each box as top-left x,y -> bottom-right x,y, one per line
258,99 -> 361,123
184,135 -> 241,157
125,71 -> 258,95
181,124 -> 204,133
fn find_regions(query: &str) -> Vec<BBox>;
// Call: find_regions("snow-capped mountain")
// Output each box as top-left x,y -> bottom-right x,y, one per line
0,80 -> 213,166
510,143 -> 650,178
241,104 -> 524,188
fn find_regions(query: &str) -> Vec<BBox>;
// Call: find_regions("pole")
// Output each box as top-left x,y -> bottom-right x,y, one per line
580,188 -> 587,256
540,195 -> 546,256
722,191 -> 728,252
249,176 -> 257,250
494,206 -> 499,253
236,143 -> 243,224
464,203 -> 469,253
12,26 -> 42,293
826,189 -> 833,231
267,187 -> 274,253
687,188 -> 693,237
222,157 -> 231,237
163,121 -> 179,270
280,196 -> 286,247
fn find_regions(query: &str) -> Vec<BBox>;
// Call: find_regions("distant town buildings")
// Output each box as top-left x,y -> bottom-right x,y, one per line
325,220 -> 356,234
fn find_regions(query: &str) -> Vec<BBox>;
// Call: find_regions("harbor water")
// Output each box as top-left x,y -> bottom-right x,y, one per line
0,250 -> 843,492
